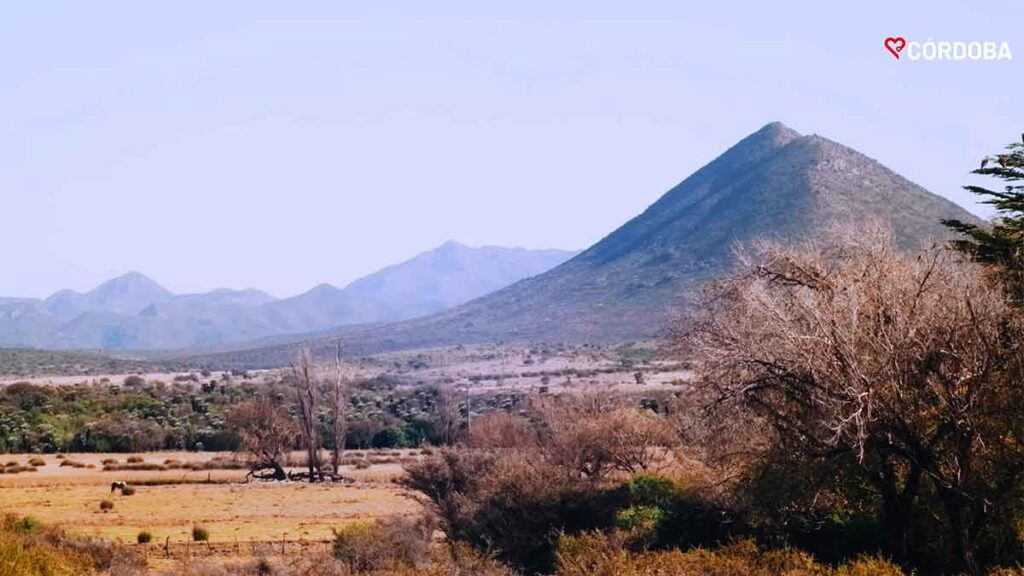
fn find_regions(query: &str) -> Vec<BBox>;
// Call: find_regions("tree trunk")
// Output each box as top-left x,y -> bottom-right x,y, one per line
271,462 -> 286,481
944,496 -> 980,575
870,458 -> 921,566
332,340 -> 347,475
882,495 -> 912,564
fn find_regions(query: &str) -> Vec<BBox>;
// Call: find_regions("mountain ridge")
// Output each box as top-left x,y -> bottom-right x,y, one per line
181,122 -> 983,368
0,243 -> 575,350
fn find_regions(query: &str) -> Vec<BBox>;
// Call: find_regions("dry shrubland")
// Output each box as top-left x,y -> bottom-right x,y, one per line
677,227 -> 1024,573
0,514 -> 144,576
396,228 -> 1024,576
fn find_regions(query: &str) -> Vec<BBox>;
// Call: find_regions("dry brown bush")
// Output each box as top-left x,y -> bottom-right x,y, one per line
556,532 -> 905,576
228,396 -> 298,481
464,412 -> 538,450
331,515 -> 433,572
403,448 -> 620,573
0,515 -> 144,576
103,463 -> 166,472
533,392 -> 680,480
154,542 -> 517,575
678,226 -> 1024,573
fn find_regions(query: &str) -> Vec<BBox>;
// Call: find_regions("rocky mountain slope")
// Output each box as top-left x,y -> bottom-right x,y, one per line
190,122 -> 981,368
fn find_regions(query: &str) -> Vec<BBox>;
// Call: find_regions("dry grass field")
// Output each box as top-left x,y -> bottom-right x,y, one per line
0,451 -> 420,571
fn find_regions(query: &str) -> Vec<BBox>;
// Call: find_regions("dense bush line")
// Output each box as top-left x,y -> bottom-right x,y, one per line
0,374 -> 574,454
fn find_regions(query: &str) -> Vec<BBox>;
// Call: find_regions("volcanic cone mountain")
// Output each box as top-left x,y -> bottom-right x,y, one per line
187,122 -> 982,367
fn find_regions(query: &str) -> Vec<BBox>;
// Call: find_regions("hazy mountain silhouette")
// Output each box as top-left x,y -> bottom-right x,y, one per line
0,244 -> 574,349
44,272 -> 173,319
194,122 -> 982,367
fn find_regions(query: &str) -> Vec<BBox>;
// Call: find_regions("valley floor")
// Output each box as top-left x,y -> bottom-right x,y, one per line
0,450 -> 420,572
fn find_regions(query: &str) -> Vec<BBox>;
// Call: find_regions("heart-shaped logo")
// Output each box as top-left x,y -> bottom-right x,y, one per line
885,37 -> 907,59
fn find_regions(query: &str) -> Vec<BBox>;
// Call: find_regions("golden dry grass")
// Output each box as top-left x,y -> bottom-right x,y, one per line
0,452 -> 419,547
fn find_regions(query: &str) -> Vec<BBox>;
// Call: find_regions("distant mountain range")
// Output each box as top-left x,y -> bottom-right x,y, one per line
187,122 -> 983,368
0,243 -> 575,350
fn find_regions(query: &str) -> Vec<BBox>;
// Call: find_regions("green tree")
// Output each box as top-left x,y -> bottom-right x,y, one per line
943,134 -> 1024,299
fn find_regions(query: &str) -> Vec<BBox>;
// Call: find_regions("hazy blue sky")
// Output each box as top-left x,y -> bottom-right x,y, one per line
1,1 -> 1021,298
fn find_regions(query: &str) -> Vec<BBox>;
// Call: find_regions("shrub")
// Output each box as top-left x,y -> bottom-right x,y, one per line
11,516 -> 40,533
126,456 -> 144,464
123,375 -> 145,388
28,457 -> 45,467
0,519 -> 93,575
332,516 -> 432,571
192,526 -> 209,541
623,474 -> 680,509
372,426 -> 409,449
100,458 -> 118,465
1,514 -> 144,574
136,531 -> 152,544
2,465 -> 37,474
615,505 -> 664,531
403,450 -> 619,573
99,500 -> 114,512
103,462 -> 166,472
555,533 -> 907,576
59,460 -> 86,468
254,557 -> 275,575
120,486 -> 136,496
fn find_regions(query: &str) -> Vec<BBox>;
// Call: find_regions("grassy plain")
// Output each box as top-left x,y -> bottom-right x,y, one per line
0,450 -> 419,571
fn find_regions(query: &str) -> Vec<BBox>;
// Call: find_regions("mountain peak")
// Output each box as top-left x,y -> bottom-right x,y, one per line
268,121 -> 982,358
100,271 -> 162,288
41,271 -> 174,319
93,272 -> 168,297
759,120 -> 798,135
437,240 -> 468,251
739,121 -> 802,153
307,283 -> 341,295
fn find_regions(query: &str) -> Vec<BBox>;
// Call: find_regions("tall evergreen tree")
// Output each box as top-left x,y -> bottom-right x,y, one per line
944,134 -> 1024,299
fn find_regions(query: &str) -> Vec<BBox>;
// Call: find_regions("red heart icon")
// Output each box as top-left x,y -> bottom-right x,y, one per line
885,37 -> 906,59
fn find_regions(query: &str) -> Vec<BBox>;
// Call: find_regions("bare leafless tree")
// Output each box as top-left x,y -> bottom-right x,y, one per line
433,384 -> 460,446
678,226 -> 1024,572
291,348 -> 322,481
330,339 -> 352,475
